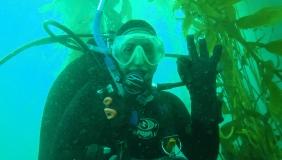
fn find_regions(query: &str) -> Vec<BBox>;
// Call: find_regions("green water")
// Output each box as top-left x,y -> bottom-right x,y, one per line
0,0 -> 281,159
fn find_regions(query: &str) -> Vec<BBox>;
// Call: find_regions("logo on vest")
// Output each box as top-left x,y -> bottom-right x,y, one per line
134,118 -> 159,139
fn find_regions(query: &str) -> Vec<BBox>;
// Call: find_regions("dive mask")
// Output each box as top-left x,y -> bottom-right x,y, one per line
111,33 -> 164,66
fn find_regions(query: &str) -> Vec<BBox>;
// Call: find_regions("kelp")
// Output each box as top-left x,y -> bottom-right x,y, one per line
248,39 -> 282,56
236,6 -> 282,29
264,39 -> 282,56
175,0 -> 282,159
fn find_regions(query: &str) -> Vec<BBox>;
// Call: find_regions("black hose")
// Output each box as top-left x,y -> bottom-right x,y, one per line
157,82 -> 186,91
43,20 -> 90,53
165,53 -> 187,58
0,34 -> 95,65
43,20 -> 108,69
0,20 -> 109,66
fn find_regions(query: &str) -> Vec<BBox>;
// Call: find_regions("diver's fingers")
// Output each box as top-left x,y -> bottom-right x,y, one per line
177,56 -> 192,82
186,35 -> 198,59
211,45 -> 222,64
199,38 -> 209,58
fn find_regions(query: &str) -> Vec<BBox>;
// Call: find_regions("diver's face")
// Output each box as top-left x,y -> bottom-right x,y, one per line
112,32 -> 164,81
118,45 -> 158,81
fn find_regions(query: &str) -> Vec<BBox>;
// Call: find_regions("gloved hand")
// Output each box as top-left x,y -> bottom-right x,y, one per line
177,35 -> 222,124
177,35 -> 222,93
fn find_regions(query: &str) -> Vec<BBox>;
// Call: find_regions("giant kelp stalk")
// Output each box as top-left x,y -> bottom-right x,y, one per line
174,0 -> 282,159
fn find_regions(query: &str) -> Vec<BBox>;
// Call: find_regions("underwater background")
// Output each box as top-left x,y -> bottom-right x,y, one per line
0,0 -> 281,159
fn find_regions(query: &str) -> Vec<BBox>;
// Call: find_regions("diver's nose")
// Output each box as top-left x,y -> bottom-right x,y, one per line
131,45 -> 146,65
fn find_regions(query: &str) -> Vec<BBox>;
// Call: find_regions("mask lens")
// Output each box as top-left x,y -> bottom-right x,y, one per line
112,34 -> 164,66
119,43 -> 136,63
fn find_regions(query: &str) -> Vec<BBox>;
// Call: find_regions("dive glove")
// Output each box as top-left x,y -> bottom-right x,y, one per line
177,35 -> 223,124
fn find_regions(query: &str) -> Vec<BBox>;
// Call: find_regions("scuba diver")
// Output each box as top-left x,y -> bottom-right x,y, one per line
37,18 -> 223,160
11,1 -> 224,160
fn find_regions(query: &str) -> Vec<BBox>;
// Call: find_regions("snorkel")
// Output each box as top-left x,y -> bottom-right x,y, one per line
93,0 -> 125,97
93,0 -> 108,54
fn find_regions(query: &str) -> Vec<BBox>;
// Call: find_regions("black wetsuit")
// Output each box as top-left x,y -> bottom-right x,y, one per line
38,53 -> 220,160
